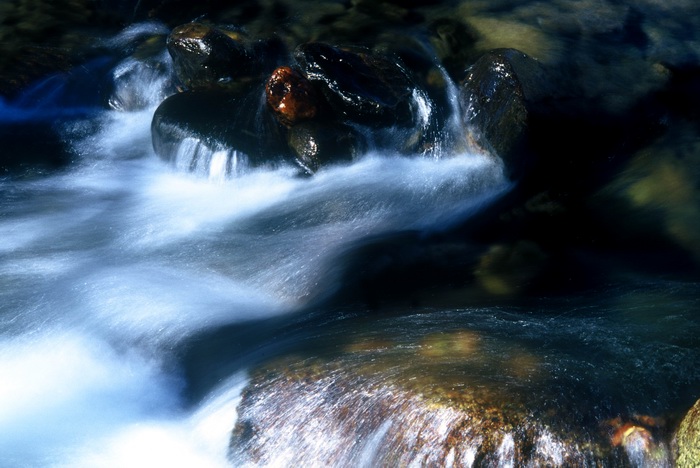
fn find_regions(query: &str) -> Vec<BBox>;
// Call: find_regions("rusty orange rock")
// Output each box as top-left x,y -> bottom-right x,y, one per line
265,66 -> 319,127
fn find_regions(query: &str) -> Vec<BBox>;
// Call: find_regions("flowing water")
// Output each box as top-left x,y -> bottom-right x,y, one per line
1,5 -> 700,467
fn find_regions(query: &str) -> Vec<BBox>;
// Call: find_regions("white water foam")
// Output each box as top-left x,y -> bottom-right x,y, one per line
0,317 -> 249,467
0,331 -> 180,466
57,372 -> 249,468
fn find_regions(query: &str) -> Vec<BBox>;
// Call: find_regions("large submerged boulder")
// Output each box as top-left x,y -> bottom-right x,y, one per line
229,327 -> 671,466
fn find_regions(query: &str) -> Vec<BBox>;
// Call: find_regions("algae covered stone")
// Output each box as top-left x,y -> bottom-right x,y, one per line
675,398 -> 700,467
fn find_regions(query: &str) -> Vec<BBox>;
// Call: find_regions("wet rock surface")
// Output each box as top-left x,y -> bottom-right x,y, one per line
675,398 -> 700,467
229,325 -> 674,466
231,365 -> 574,466
459,48 -> 549,179
286,121 -> 362,175
151,88 -> 289,174
294,42 -> 420,128
166,23 -> 255,91
265,66 -> 319,127
166,22 -> 286,92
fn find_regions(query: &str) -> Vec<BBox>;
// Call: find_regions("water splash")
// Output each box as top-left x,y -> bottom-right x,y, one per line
108,52 -> 175,112
171,138 -> 252,181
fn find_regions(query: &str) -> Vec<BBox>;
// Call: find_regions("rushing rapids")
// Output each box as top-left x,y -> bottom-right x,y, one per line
2,1 -> 700,467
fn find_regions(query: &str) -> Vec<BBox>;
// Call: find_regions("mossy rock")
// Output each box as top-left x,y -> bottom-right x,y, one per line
675,398 -> 700,467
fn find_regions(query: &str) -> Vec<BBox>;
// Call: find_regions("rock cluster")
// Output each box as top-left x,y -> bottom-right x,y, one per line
5,0 -> 700,291
150,19 -> 548,179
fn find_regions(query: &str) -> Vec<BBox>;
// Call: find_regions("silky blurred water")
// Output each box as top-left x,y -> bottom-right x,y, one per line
1,3 -> 700,466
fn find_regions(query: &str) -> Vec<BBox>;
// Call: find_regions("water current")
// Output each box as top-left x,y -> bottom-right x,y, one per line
1,10 -> 700,468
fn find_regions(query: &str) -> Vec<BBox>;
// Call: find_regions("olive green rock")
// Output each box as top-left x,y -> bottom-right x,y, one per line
676,398 -> 700,467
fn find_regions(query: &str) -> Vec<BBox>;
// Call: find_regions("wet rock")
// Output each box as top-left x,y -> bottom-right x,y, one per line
265,66 -> 319,127
459,48 -> 549,179
287,121 -> 363,174
229,327 -> 661,466
166,22 -> 286,91
675,398 -> 700,467
151,88 -> 290,176
166,22 -> 252,90
233,366 -> 554,466
294,42 -> 421,128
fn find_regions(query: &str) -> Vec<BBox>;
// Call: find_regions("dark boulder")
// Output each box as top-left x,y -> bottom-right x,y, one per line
459,48 -> 549,179
287,121 -> 364,174
166,23 -> 286,91
151,88 -> 290,175
293,42 -> 421,128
